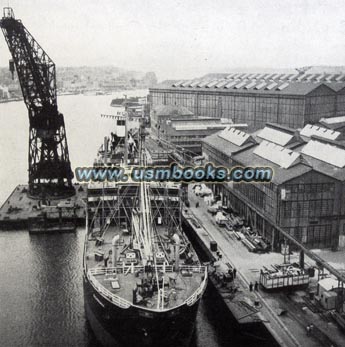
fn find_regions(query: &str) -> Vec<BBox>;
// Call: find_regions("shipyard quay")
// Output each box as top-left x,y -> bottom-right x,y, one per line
149,72 -> 345,130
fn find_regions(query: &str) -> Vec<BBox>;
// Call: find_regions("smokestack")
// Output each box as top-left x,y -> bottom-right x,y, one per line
112,235 -> 120,267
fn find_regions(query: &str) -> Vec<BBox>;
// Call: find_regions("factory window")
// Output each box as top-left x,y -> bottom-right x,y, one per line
283,198 -> 334,219
307,225 -> 332,247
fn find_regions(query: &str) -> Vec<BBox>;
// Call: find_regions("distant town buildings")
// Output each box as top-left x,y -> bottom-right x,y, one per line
0,66 -> 157,101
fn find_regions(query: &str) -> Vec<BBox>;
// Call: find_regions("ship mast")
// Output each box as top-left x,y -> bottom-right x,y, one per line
137,124 -> 154,261
136,122 -> 165,308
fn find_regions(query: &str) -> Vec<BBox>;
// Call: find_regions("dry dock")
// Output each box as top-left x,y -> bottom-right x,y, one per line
183,185 -> 345,347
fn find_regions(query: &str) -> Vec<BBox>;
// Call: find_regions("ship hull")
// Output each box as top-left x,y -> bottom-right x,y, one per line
83,274 -> 200,347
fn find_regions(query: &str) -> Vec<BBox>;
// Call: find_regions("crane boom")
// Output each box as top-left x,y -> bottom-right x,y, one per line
0,7 -> 74,197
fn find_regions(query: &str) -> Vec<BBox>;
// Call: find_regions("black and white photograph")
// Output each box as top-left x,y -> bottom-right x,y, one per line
1,1 -> 345,346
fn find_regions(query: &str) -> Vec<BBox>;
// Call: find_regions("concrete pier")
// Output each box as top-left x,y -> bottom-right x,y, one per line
0,184 -> 87,230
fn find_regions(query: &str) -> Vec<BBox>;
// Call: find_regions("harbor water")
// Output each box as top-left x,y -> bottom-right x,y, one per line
0,93 -> 235,347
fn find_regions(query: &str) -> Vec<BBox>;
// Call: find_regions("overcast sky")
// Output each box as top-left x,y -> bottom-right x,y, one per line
1,0 -> 345,80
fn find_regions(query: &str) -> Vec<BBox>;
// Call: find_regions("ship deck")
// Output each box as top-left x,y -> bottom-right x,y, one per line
85,225 -> 207,311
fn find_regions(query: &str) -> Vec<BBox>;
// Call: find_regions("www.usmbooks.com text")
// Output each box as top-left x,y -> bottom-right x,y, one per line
75,163 -> 273,183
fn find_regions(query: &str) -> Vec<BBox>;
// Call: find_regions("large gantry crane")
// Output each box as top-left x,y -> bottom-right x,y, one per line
0,7 -> 74,197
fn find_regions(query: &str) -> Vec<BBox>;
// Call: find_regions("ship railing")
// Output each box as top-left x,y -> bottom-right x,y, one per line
179,265 -> 206,273
87,270 -> 131,309
184,267 -> 208,306
89,264 -> 206,276
88,264 -> 207,310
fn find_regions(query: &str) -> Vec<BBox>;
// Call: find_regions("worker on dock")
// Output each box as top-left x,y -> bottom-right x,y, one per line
309,324 -> 314,335
254,281 -> 259,291
249,282 -> 253,292
233,268 -> 237,279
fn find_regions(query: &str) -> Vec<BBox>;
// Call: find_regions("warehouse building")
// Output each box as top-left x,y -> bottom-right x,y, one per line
151,104 -> 194,130
150,72 -> 345,131
158,117 -> 233,155
202,124 -> 345,250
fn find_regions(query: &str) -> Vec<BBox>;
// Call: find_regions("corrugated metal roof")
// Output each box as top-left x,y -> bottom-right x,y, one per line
336,74 -> 345,82
204,128 -> 345,182
264,73 -> 275,80
274,73 -> 284,80
197,80 -> 210,88
244,81 -> 257,89
300,124 -> 341,140
298,154 -> 345,181
226,73 -> 236,79
329,74 -> 338,82
206,80 -> 219,88
277,82 -> 289,91
325,74 -> 334,82
254,141 -> 301,169
215,80 -> 229,88
240,73 -> 251,79
278,73 -> 290,81
296,74 -> 305,81
251,73 -> 260,79
257,126 -> 294,146
310,73 -> 321,82
287,73 -> 299,81
181,80 -> 193,87
254,81 -> 267,90
270,73 -> 280,80
189,80 -> 200,87
304,74 -> 315,81
255,73 -> 266,80
234,81 -> 247,89
172,80 -> 185,87
184,72 -> 345,84
322,73 -> 331,81
231,73 -> 242,79
203,131 -> 254,158
315,74 -> 325,82
166,79 -> 339,95
320,116 -> 345,124
233,146 -> 312,184
224,81 -> 238,89
266,82 -> 278,90
218,127 -> 251,146
301,140 -> 345,168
